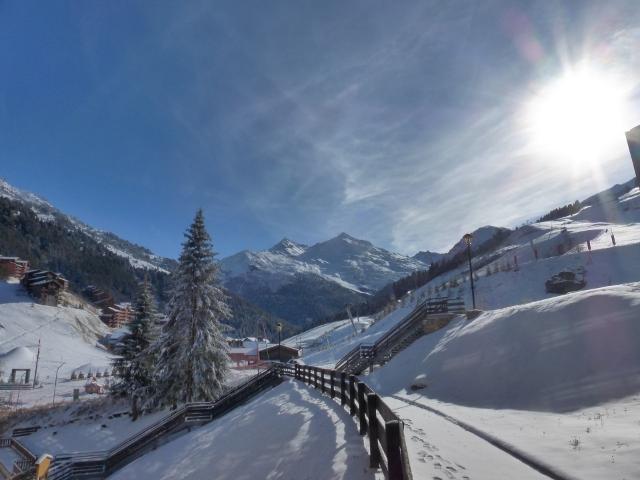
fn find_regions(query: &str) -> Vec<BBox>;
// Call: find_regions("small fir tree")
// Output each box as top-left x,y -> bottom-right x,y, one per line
111,276 -> 157,416
151,210 -> 230,407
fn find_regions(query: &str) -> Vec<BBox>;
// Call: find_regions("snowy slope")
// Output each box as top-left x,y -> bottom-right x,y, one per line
364,283 -> 640,480
109,379 -> 375,480
0,281 -> 112,406
0,178 -> 174,273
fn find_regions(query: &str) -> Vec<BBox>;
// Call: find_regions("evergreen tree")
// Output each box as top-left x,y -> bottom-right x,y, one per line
151,210 -> 230,407
128,276 -> 157,417
111,276 -> 157,417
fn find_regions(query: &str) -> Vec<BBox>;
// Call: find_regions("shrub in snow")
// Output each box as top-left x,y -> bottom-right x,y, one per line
150,209 -> 230,407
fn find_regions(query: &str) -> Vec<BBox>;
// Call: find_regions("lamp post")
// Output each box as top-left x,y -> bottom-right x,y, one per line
276,322 -> 283,363
52,362 -> 66,406
463,233 -> 476,310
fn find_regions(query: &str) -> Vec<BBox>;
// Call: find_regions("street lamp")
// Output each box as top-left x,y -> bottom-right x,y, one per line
276,322 -> 283,363
52,362 -> 66,406
463,233 -> 476,310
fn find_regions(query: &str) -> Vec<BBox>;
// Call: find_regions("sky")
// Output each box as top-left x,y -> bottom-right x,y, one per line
2,1 -> 640,259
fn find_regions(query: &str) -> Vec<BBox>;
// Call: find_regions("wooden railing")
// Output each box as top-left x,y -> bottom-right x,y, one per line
43,363 -> 413,480
335,297 -> 465,375
48,367 -> 283,480
289,364 -> 412,480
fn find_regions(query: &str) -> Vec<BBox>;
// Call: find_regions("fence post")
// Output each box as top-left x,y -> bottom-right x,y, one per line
313,368 -> 318,388
321,370 -> 325,393
385,420 -> 403,479
366,393 -> 380,468
294,364 -> 299,380
349,376 -> 356,416
357,382 -> 367,435
340,373 -> 346,406
330,371 -> 335,399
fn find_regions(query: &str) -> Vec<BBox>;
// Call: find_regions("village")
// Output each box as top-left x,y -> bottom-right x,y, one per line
0,255 -> 300,402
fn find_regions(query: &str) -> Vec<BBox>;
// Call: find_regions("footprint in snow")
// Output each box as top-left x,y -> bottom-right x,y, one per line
456,464 -> 466,470
434,462 -> 442,469
446,466 -> 457,472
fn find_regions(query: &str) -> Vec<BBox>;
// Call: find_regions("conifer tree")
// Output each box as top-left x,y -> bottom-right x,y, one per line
111,276 -> 157,417
129,276 -> 157,417
151,210 -> 230,407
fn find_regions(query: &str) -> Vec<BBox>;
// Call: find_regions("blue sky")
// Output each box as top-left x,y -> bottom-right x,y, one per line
2,1 -> 640,258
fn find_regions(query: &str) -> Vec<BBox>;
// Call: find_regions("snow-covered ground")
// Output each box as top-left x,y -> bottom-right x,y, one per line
109,379 -> 378,480
361,283 -> 640,480
0,280 -> 113,408
283,317 -> 372,351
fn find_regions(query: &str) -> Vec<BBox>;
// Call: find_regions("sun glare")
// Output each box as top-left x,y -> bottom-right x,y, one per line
527,64 -> 630,168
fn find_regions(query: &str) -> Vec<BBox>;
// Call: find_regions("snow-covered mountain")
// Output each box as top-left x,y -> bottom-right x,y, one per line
221,232 -> 428,295
412,250 -> 444,266
0,178 -> 176,273
219,233 -> 431,325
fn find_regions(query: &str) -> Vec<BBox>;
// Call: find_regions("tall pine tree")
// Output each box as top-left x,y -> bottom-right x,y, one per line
111,276 -> 157,417
151,210 -> 230,406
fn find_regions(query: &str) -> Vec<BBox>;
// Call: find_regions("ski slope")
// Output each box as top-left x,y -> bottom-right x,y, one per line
0,280 -> 113,407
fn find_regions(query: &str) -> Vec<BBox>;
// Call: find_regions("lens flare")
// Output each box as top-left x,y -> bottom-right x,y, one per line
527,64 -> 630,169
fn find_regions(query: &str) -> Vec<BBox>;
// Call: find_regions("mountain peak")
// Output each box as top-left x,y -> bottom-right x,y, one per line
413,250 -> 444,266
269,238 -> 307,256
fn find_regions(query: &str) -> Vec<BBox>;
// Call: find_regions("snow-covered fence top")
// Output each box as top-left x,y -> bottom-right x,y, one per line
291,364 -> 413,480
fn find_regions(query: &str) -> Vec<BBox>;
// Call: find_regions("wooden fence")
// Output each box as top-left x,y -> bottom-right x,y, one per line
48,367 -> 283,480
40,363 -> 412,480
335,297 -> 465,375
289,364 -> 412,480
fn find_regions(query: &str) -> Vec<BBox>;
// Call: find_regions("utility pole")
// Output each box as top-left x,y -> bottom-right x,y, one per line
52,362 -> 65,406
463,233 -> 476,310
32,339 -> 41,388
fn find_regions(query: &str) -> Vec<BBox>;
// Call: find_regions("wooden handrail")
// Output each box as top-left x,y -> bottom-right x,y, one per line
49,367 -> 282,479
288,364 -> 412,480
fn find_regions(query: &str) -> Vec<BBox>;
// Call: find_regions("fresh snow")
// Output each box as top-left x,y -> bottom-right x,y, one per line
362,283 -> 640,479
0,280 -> 113,407
109,379 -> 378,480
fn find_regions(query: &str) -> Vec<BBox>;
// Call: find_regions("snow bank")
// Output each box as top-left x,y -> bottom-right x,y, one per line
368,282 -> 640,412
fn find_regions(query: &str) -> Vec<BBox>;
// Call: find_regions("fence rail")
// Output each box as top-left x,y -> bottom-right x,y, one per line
336,297 -> 465,375
48,367 -> 283,479
292,364 -> 412,480
45,363 -> 413,480
0,384 -> 33,391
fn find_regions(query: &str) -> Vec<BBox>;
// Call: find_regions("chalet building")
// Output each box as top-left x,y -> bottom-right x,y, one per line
21,270 -> 68,306
226,337 -> 273,368
0,256 -> 29,279
83,285 -> 115,308
259,345 -> 300,363
100,304 -> 134,329
83,286 -> 134,328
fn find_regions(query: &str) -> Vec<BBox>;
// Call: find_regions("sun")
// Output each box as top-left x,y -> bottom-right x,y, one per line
526,64 -> 630,168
